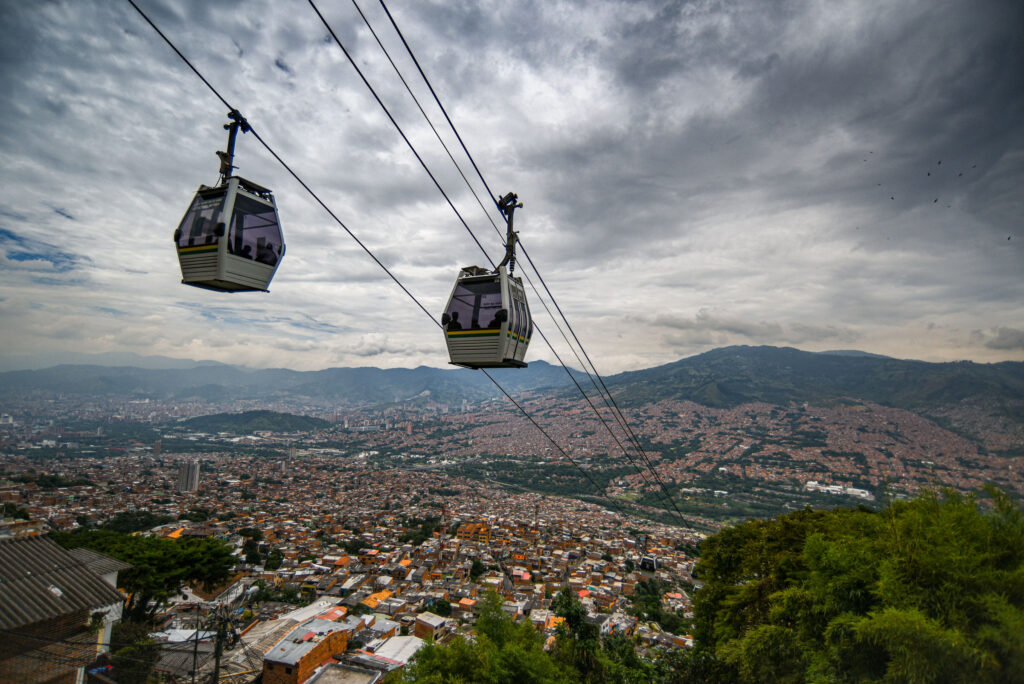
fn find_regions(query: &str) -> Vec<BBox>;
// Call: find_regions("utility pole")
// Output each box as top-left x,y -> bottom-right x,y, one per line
191,615 -> 199,684
211,606 -> 226,684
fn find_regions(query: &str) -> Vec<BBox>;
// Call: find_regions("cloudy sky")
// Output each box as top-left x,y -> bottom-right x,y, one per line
1,0 -> 1021,374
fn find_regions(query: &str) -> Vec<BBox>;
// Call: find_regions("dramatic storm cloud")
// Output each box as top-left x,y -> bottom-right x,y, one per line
0,0 -> 1021,372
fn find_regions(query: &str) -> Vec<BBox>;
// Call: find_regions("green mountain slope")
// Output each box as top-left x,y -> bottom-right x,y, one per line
607,345 -> 1024,410
178,410 -> 330,434
0,360 -> 582,405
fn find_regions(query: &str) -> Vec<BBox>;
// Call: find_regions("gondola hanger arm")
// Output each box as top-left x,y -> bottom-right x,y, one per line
217,109 -> 251,184
496,191 -> 522,272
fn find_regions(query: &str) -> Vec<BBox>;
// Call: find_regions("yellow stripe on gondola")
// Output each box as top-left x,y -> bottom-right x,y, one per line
177,244 -> 219,254
446,328 -> 501,338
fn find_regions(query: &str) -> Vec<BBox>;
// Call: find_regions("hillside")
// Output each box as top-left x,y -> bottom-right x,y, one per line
178,410 -> 330,434
0,360 -> 582,406
606,345 -> 1024,412
2,347 -> 1021,445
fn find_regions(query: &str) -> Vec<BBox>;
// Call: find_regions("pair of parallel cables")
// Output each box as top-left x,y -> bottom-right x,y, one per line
125,0 -> 689,526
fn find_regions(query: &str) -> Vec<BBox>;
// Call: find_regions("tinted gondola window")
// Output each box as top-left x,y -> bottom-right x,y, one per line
228,195 -> 282,265
447,279 -> 501,330
177,193 -> 225,248
509,297 -> 519,338
523,296 -> 533,340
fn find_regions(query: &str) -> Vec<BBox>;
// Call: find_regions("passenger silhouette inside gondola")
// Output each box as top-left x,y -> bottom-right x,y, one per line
487,313 -> 502,329
448,311 -> 462,330
256,239 -> 278,266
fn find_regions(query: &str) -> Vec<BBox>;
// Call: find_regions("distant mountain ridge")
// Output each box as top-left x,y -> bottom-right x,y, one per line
0,360 -> 584,405
606,345 -> 1024,411
1,346 -> 1021,413
0,351 -> 226,371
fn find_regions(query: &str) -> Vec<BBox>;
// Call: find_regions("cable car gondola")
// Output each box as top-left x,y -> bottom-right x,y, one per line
174,111 -> 285,292
441,193 -> 532,369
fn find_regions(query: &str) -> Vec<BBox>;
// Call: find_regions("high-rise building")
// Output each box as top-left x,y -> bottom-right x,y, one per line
176,459 -> 200,492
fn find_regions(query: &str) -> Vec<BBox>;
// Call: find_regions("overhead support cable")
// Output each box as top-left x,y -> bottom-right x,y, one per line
371,0 -> 690,525
348,0 -> 503,236
530,323 -> 684,518
123,0 -> 632,521
306,0 -> 494,266
377,0 -> 503,213
482,369 -> 627,518
307,0 -> 679,515
125,2 -> 434,326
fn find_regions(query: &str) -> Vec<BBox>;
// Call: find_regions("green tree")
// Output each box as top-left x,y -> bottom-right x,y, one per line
552,588 -> 603,681
689,488 -> 1024,683
264,548 -> 283,571
470,557 -> 486,580
628,578 -> 687,635
428,598 -> 452,618
178,508 -> 211,523
99,510 -> 174,534
52,529 -> 235,623
2,502 -> 29,520
108,617 -> 160,682
406,590 -> 573,683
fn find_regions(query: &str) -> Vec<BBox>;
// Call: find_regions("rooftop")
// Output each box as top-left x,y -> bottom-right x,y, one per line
0,535 -> 124,630
265,619 -> 350,666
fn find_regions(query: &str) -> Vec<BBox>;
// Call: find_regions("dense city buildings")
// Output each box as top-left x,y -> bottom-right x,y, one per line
1,368 -> 1021,681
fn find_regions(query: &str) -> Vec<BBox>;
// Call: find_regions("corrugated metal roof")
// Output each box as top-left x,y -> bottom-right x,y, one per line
68,547 -> 132,576
0,535 -> 125,630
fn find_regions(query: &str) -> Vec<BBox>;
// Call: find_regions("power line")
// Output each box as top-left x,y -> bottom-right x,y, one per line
348,0 -> 502,237
124,0 -> 232,113
0,627 -> 167,670
368,0 -> 690,524
306,0 -> 493,266
303,0 -> 665,520
520,242 -> 689,522
123,0 -> 631,521
481,370 -> 627,518
529,322 -> 681,513
124,1 -> 435,327
376,0 -> 502,215
328,0 -> 685,523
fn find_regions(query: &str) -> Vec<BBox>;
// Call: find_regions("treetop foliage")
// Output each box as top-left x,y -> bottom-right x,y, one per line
406,590 -> 574,684
691,487 -> 1024,682
52,529 -> 235,623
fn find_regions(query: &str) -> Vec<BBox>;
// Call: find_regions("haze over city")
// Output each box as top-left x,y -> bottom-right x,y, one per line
1,0 -> 1022,374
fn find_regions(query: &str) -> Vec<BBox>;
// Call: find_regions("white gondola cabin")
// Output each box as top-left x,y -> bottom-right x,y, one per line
441,191 -> 531,369
174,110 -> 285,293
442,265 -> 531,368
174,176 -> 284,292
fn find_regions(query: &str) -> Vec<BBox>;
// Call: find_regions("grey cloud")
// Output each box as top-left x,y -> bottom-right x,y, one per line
0,0 -> 1020,372
652,308 -> 857,345
274,57 -> 293,75
983,328 -> 1024,351
514,0 -> 1024,269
